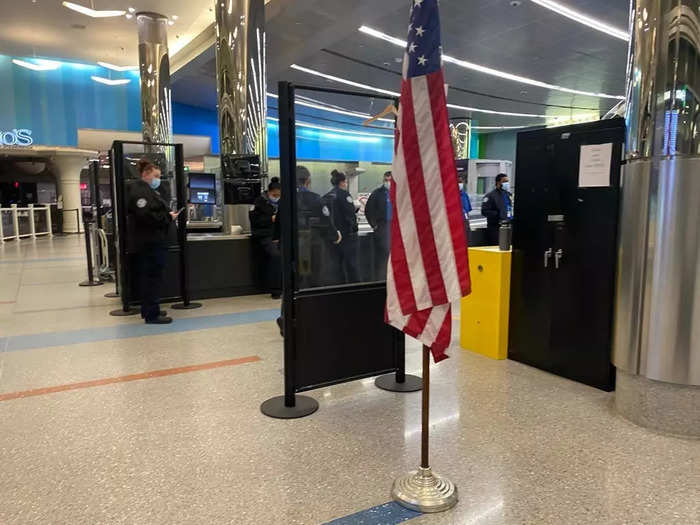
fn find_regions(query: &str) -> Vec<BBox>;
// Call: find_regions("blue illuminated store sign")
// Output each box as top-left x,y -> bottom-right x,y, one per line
0,129 -> 34,147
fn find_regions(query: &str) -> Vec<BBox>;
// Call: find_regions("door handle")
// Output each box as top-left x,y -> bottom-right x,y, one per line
544,248 -> 553,268
555,249 -> 563,269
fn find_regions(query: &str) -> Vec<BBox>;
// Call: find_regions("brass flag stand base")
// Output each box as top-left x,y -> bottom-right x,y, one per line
392,346 -> 458,513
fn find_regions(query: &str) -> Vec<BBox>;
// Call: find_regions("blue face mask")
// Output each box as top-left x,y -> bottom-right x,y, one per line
269,196 -> 280,204
149,177 -> 161,190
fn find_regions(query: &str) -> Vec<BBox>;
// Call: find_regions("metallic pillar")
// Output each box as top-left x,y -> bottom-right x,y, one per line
137,12 -> 173,148
613,0 -> 700,437
215,0 -> 267,233
449,120 -> 471,160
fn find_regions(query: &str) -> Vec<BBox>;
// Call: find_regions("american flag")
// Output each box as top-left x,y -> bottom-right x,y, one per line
386,0 -> 471,362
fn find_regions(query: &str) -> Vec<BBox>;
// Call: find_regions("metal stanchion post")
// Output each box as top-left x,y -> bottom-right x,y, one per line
375,329 -> 422,392
171,144 -> 202,310
28,204 -> 36,239
79,212 -> 103,287
45,206 -> 53,237
391,345 -> 458,513
260,81 -> 318,419
11,204 -> 20,241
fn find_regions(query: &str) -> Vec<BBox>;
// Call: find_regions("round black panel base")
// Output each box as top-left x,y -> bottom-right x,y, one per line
375,373 -> 423,392
260,395 -> 319,419
79,280 -> 104,287
104,292 -> 120,298
171,302 -> 203,310
109,307 -> 139,317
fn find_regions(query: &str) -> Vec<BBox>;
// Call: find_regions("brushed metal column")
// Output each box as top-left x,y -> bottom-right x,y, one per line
215,0 -> 267,233
137,12 -> 173,148
613,0 -> 700,437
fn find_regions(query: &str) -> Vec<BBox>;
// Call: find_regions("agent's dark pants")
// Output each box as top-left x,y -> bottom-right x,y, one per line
373,224 -> 390,281
258,237 -> 282,294
331,234 -> 360,284
134,242 -> 167,322
486,226 -> 500,246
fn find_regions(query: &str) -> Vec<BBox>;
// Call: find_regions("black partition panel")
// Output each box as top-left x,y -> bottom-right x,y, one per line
277,81 -> 408,399
295,285 -> 399,391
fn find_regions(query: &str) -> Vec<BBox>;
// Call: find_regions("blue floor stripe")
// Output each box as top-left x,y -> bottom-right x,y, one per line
323,502 -> 421,525
3,308 -> 279,352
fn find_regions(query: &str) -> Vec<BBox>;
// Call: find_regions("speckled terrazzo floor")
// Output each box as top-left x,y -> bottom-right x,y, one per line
0,236 -> 698,524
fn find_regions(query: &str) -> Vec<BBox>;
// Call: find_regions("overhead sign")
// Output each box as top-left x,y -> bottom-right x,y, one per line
0,129 -> 34,147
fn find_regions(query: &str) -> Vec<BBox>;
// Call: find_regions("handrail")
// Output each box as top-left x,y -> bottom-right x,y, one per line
0,204 -> 53,242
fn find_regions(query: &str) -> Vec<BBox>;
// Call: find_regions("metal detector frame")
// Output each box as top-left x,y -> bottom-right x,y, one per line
109,141 -> 200,316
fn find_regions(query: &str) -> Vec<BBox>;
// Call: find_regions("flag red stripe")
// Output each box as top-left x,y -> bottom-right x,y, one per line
404,308 -> 431,338
427,71 -> 471,296
399,79 -> 449,305
430,309 -> 453,362
389,181 -> 417,313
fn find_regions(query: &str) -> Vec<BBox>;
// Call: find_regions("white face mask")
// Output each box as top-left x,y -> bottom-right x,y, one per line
383,181 -> 391,190
458,183 -> 464,191
501,182 -> 511,192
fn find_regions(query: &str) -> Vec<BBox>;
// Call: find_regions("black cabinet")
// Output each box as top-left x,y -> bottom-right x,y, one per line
509,119 -> 625,391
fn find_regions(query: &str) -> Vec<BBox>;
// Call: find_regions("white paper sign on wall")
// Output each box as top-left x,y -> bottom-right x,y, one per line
578,143 -> 613,188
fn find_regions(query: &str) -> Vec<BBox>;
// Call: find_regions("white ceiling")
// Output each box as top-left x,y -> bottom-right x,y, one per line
0,0 -> 216,66
1,0 -> 631,130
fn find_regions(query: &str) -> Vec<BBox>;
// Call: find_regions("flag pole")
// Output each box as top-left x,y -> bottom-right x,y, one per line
391,345 -> 458,513
421,345 -> 430,469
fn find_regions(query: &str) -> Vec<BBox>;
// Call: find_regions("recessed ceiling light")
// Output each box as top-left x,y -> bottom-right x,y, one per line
62,2 -> 126,18
267,92 -> 395,123
168,20 -> 174,26
12,59 -> 61,71
91,76 -> 131,86
289,64 -> 550,118
128,7 -> 135,13
98,61 -> 138,72
266,117 -> 393,139
171,15 -> 178,20
358,26 -> 625,100
529,0 -> 629,41
125,13 -> 133,19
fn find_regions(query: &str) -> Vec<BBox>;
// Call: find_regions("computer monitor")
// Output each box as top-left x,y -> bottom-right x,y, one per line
188,173 -> 217,204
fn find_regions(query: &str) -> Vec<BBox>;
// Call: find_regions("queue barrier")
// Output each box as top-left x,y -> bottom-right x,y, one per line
0,204 -> 53,243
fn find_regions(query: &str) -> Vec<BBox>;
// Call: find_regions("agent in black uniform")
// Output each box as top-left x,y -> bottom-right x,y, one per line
324,170 -> 360,284
250,178 -> 282,298
276,166 -> 340,335
127,159 -> 180,324
364,171 -> 392,280
481,173 -> 513,246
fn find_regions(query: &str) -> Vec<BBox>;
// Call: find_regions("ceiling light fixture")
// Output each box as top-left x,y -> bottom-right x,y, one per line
358,26 -> 625,100
171,15 -> 179,20
267,92 -> 394,123
291,64 -> 399,97
91,76 -> 131,86
125,13 -> 133,19
529,0 -> 630,41
98,61 -> 138,71
128,7 -> 135,13
12,59 -> 61,71
267,116 -> 393,138
168,20 -> 174,26
290,64 -> 551,118
62,2 -> 126,18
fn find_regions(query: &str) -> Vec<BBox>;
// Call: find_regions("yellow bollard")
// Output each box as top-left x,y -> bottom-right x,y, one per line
460,247 -> 512,360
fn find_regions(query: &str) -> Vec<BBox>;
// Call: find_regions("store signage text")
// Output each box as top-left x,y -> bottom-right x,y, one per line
0,129 -> 33,147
